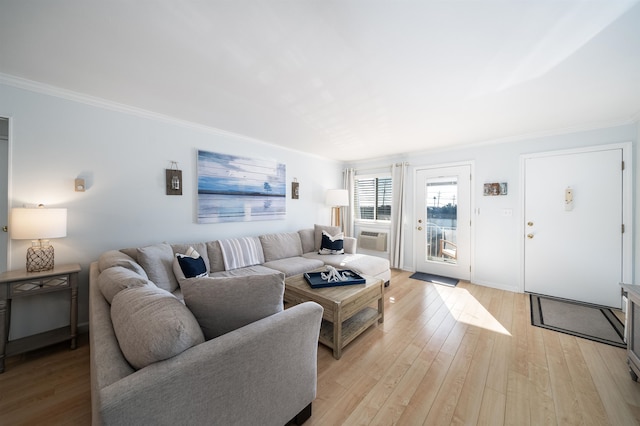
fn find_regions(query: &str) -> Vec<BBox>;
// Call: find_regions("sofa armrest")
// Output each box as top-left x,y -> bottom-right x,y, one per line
96,302 -> 323,426
344,236 -> 357,254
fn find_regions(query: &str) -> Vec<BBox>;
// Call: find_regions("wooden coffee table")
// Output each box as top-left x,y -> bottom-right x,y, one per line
284,271 -> 384,359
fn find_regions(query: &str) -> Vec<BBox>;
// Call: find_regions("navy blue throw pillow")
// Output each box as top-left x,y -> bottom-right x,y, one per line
319,231 -> 344,255
177,255 -> 207,278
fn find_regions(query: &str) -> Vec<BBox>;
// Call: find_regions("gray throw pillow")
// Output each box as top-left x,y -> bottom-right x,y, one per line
181,272 -> 285,340
259,232 -> 303,262
98,266 -> 154,304
98,250 -> 148,278
111,286 -> 204,370
137,242 -> 179,292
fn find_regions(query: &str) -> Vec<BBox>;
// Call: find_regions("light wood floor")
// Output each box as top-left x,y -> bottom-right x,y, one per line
1,269 -> 640,425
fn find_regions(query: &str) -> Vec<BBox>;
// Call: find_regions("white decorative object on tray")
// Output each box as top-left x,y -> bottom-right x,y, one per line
320,265 -> 352,283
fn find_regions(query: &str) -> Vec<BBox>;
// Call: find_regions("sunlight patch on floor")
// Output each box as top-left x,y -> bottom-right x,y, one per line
434,285 -> 511,336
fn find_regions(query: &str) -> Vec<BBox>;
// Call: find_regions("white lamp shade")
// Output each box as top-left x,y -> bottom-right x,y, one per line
325,189 -> 349,206
10,208 -> 67,240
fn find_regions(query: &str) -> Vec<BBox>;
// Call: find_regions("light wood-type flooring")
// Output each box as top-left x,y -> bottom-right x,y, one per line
1,269 -> 640,425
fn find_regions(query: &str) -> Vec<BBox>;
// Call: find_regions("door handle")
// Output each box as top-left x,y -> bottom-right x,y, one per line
1,226 -> 6,232
417,227 -> 423,231
527,233 -> 534,239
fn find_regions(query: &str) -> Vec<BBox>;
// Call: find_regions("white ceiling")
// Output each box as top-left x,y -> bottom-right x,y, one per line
1,1 -> 639,161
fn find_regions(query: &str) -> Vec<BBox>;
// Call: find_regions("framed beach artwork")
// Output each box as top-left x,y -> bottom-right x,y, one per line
197,150 -> 286,223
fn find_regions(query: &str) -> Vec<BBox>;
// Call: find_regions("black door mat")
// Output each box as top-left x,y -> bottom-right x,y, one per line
530,293 -> 625,348
409,272 -> 459,287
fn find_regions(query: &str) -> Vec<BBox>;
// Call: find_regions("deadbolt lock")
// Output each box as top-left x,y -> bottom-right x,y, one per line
418,219 -> 423,224
527,221 -> 534,227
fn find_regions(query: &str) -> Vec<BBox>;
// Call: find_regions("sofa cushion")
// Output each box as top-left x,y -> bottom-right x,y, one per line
218,237 -> 265,270
181,272 -> 285,340
298,229 -> 315,254
259,232 -> 303,262
303,252 -> 391,278
173,247 -> 208,281
314,224 -> 341,252
119,247 -> 139,263
111,286 -> 204,370
209,264 -> 281,278
98,266 -> 154,304
262,257 -> 324,277
98,250 -> 148,278
137,242 -> 179,293
205,241 -> 226,273
318,230 -> 345,255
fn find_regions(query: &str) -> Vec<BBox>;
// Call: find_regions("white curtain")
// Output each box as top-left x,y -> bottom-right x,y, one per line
343,168 -> 355,237
390,162 -> 407,269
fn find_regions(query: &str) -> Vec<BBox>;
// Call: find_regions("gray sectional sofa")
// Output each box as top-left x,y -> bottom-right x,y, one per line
89,225 -> 390,425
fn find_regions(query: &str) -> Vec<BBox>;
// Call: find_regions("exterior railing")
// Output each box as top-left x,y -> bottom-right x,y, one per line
425,222 -> 457,260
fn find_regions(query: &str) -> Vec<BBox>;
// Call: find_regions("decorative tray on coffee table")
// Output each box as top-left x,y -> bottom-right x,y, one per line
304,269 -> 366,289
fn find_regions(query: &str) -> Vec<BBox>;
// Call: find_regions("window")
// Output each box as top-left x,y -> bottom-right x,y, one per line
354,176 -> 392,221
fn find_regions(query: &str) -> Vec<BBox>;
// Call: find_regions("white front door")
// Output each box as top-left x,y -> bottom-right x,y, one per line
415,165 -> 471,280
523,147 -> 625,308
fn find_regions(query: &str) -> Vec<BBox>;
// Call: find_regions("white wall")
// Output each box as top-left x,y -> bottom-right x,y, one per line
348,123 -> 638,292
1,78 -> 637,336
0,82 -> 343,335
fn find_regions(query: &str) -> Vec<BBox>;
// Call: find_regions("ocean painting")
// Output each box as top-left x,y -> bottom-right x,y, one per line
197,150 -> 286,223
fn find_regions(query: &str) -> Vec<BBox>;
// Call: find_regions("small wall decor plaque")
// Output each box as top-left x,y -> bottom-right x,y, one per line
166,161 -> 182,195
291,179 -> 299,199
483,182 -> 507,196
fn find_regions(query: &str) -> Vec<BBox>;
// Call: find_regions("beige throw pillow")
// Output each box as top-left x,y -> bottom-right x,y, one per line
111,286 -> 204,370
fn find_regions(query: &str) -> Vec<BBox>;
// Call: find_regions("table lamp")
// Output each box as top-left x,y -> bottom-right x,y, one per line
325,189 -> 349,228
10,205 -> 67,272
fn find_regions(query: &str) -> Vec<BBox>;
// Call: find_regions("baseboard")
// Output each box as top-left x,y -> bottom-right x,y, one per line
470,279 -> 519,293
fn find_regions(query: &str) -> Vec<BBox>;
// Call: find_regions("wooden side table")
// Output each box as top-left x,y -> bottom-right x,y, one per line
0,263 -> 81,373
621,283 -> 640,381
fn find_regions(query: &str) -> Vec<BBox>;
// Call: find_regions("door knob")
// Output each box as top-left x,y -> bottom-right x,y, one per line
527,233 -> 534,239
527,221 -> 534,227
417,227 -> 423,231
1,226 -> 6,232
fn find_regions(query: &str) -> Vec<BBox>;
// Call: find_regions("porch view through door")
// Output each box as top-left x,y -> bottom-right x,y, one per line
416,165 -> 471,281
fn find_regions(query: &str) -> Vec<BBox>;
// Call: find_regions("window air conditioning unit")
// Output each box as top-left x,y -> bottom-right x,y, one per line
358,231 -> 388,252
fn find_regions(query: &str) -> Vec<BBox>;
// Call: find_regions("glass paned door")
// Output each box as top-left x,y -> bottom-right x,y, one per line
416,165 -> 471,280
426,176 -> 458,264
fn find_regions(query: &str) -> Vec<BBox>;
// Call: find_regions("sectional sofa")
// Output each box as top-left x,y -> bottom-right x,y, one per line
89,225 -> 390,425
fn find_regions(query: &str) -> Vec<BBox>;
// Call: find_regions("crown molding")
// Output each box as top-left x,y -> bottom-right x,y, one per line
353,115 -> 639,166
0,73 -> 338,163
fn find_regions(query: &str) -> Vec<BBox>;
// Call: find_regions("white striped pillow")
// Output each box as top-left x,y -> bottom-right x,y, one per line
218,237 -> 265,270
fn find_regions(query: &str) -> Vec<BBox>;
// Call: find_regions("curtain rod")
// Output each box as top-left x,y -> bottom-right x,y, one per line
345,162 -> 409,173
